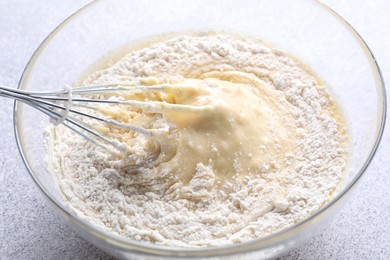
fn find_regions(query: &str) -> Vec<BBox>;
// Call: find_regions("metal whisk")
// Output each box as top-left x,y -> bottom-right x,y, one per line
0,83 -> 210,153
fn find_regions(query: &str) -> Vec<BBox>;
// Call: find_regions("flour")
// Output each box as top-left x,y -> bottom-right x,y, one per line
46,34 -> 347,247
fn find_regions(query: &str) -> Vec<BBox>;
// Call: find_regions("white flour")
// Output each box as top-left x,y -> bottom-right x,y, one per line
46,34 -> 347,247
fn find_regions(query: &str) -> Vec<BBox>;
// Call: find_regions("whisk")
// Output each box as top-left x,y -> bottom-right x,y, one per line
0,83 -> 210,153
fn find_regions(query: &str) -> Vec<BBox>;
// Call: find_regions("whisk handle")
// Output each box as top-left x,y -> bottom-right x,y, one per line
0,85 -> 22,100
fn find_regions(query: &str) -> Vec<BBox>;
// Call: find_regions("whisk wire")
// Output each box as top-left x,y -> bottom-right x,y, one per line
0,83 -> 209,153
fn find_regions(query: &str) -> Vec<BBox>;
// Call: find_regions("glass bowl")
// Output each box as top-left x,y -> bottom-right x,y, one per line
13,0 -> 386,259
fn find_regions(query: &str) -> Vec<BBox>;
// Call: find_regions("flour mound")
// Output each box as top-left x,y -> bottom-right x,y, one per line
47,34 -> 347,247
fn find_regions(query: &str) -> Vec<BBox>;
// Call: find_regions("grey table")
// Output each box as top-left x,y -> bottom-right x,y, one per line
0,1 -> 389,259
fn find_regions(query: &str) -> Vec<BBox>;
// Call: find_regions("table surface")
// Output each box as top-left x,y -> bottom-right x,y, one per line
0,1 -> 389,259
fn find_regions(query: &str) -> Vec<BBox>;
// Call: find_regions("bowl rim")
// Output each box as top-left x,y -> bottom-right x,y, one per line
13,0 -> 387,257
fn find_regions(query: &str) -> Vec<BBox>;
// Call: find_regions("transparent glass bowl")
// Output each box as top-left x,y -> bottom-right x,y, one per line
14,0 -> 386,259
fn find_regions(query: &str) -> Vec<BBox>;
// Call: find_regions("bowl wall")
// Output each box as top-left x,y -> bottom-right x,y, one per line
14,0 -> 385,259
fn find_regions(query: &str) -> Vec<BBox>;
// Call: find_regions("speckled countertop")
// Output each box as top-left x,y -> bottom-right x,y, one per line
0,1 -> 389,259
